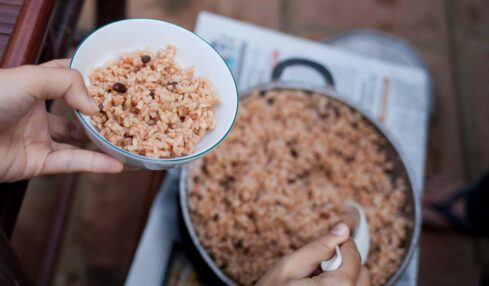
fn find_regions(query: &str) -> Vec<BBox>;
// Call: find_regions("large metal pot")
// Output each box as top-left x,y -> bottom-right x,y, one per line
179,58 -> 421,286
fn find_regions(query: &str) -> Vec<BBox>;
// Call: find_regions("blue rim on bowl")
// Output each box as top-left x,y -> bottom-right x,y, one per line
70,18 -> 239,163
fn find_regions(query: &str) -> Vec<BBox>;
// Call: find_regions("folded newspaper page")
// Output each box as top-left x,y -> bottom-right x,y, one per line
126,11 -> 430,286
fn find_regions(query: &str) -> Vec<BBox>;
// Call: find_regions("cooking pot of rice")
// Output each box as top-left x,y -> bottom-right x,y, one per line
179,58 -> 421,286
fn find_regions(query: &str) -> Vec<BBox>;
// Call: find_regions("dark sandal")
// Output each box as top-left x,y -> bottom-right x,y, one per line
428,171 -> 489,236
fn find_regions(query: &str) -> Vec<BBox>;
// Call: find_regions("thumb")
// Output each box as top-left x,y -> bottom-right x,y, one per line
281,223 -> 350,279
311,239 -> 362,286
9,65 -> 98,115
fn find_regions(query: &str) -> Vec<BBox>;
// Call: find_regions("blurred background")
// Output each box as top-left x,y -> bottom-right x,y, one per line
3,0 -> 488,285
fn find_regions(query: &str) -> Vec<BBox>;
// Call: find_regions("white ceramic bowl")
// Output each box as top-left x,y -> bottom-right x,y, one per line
70,18 -> 238,170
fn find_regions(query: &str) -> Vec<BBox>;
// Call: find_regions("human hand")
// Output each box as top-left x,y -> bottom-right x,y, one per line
0,59 -> 123,182
257,223 -> 370,286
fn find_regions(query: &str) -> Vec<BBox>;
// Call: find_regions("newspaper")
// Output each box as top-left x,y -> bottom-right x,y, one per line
126,11 -> 430,286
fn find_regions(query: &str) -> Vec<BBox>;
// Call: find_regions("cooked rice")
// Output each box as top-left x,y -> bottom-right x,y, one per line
88,45 -> 219,158
187,89 -> 411,286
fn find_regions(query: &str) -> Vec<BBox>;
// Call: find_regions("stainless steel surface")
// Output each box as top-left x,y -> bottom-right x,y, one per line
180,80 -> 421,286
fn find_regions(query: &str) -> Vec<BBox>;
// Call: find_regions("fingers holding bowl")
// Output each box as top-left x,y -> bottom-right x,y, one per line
48,114 -> 88,144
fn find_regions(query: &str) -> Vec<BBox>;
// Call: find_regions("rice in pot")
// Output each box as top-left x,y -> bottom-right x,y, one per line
187,89 -> 411,286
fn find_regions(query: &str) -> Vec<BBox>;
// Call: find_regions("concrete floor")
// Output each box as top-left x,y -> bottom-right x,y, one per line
10,0 -> 489,285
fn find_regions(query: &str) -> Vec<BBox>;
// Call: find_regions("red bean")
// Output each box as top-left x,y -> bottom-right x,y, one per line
141,55 -> 151,63
113,82 -> 127,93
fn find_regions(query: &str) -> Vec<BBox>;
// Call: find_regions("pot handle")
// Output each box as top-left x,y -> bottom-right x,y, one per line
271,58 -> 335,89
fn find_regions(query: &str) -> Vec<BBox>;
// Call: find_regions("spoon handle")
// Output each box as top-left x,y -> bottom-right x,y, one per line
320,246 -> 342,271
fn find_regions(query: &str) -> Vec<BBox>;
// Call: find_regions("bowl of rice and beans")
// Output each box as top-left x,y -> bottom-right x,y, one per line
70,19 -> 238,169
